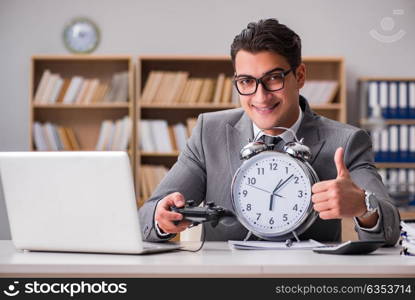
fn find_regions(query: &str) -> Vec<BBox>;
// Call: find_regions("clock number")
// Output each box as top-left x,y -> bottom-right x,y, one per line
294,176 -> 299,184
283,214 -> 288,221
269,163 -> 277,170
248,177 -> 256,185
256,213 -> 261,221
293,204 -> 298,211
269,217 -> 275,225
257,168 -> 265,175
246,204 -> 252,211
285,167 -> 288,174
243,190 -> 248,197
298,190 -> 303,198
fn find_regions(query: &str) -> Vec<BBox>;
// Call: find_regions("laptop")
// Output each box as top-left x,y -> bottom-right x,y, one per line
0,151 -> 181,254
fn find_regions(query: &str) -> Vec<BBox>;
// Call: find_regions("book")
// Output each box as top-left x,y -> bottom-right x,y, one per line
139,120 -> 156,152
145,71 -> 164,104
56,126 -> 73,150
173,123 -> 188,151
213,73 -> 225,104
65,127 -> 80,150
34,70 -> 51,103
179,79 -> 193,103
141,71 -> 156,103
43,122 -> 59,151
83,78 -> 100,104
41,74 -> 59,103
74,79 -> 91,104
188,78 -> 204,104
96,120 -> 113,150
167,71 -> 189,104
49,76 -> 64,103
118,116 -> 132,151
168,126 -> 178,151
151,120 -> 173,153
198,78 -> 215,103
113,71 -> 129,102
33,122 -> 48,150
301,80 -> 338,105
63,76 -> 84,104
221,77 -> 233,104
56,78 -> 71,103
186,118 -> 197,136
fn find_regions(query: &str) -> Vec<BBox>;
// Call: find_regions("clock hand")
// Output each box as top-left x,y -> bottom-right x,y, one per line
269,179 -> 283,211
247,184 -> 283,197
273,174 -> 294,195
272,179 -> 283,194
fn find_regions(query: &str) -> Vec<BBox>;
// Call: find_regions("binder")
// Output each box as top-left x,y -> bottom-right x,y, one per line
389,82 -> 398,119
389,126 -> 398,162
379,81 -> 388,118
398,82 -> 408,119
368,81 -> 378,118
379,128 -> 389,162
388,169 -> 398,193
408,170 -> 415,205
409,82 -> 415,118
410,126 -> 415,162
371,130 -> 381,162
399,125 -> 409,162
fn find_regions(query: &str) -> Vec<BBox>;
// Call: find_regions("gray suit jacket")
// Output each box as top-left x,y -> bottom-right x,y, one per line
139,97 -> 400,245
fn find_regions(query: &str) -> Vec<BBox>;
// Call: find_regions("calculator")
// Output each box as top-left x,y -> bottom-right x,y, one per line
313,240 -> 386,255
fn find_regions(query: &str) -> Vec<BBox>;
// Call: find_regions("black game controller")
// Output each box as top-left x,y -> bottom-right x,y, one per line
171,200 -> 232,227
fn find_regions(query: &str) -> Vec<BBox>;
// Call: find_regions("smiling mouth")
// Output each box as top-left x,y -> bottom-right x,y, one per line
251,102 -> 280,113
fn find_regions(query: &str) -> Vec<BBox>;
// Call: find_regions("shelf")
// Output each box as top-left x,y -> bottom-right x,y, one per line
32,54 -> 133,61
359,77 -> 415,82
310,103 -> 341,110
140,103 -> 341,110
141,152 -> 180,157
140,103 -> 238,110
361,119 -> 415,125
33,103 -> 130,109
375,163 -> 415,169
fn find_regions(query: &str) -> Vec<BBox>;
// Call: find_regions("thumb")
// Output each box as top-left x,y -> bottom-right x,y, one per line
334,147 -> 350,179
171,192 -> 185,207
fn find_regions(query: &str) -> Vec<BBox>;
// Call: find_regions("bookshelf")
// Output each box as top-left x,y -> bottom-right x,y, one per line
358,77 -> 415,220
29,55 -> 136,178
135,55 -> 347,206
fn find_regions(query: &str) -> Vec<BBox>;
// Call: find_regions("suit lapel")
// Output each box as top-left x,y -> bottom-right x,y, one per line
226,97 -> 326,174
296,98 -> 326,165
226,112 -> 253,176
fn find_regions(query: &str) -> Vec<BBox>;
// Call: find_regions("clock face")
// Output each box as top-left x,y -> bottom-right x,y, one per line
231,151 -> 313,238
63,18 -> 100,53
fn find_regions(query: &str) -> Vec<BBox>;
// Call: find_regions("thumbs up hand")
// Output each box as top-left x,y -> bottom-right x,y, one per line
311,147 -> 367,220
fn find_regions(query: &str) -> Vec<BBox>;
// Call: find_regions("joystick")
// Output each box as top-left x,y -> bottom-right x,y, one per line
171,200 -> 232,227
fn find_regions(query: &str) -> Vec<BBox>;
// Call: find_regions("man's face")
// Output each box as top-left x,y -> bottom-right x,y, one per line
234,50 -> 305,136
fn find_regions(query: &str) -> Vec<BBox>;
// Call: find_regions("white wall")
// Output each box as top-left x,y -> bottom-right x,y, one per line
0,0 -> 414,239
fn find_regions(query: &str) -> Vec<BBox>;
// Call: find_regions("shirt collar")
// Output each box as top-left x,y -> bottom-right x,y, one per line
252,106 -> 303,143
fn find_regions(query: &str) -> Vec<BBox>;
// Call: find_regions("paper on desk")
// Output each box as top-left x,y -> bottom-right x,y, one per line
228,239 -> 325,250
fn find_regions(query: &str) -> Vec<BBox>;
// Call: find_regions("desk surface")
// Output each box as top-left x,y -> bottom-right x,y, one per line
0,240 -> 414,278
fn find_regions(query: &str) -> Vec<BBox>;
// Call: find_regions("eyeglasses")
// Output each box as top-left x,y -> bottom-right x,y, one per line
233,67 -> 293,96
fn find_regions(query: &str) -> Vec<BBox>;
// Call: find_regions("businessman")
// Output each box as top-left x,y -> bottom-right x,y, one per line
138,18 -> 400,245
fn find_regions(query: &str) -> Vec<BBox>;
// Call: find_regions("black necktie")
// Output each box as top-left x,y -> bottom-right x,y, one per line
260,135 -> 283,151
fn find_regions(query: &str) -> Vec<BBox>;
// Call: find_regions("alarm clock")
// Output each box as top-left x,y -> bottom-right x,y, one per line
231,127 -> 319,241
63,17 -> 100,54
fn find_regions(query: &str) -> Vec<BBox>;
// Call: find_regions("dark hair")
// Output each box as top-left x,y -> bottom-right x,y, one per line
230,18 -> 302,70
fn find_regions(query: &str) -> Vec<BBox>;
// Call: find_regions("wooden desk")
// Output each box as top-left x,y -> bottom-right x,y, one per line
0,241 -> 414,278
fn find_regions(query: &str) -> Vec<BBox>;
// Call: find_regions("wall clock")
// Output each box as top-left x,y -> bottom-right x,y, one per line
63,17 -> 100,54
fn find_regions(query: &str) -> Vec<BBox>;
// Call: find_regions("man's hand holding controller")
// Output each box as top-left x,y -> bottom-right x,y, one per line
154,192 -> 192,234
